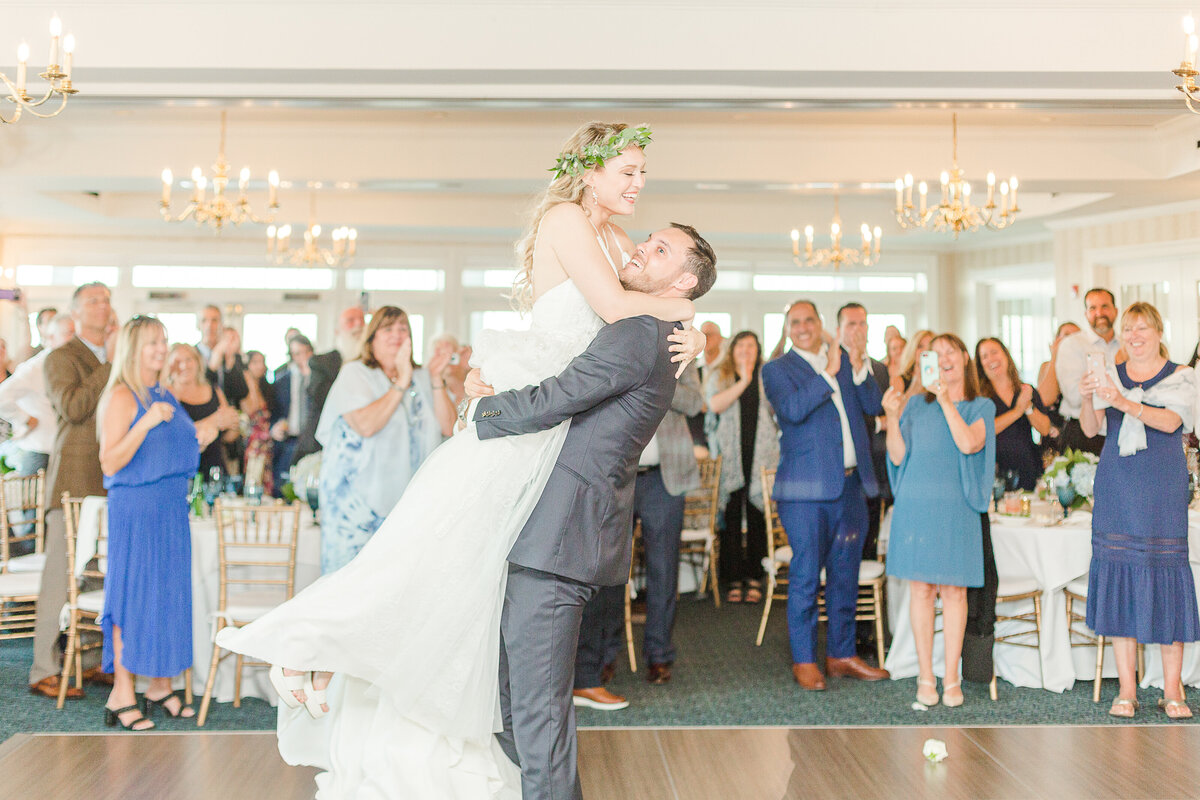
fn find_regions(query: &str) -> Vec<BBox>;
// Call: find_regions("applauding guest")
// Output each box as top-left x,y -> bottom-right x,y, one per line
706,331 -> 779,605
315,306 -> 450,573
976,337 -> 1051,491
97,317 -> 213,730
1056,289 -> 1120,456
884,333 -> 995,708
891,329 -> 935,402
163,344 -> 239,476
1079,302 -> 1199,719
240,350 -> 276,495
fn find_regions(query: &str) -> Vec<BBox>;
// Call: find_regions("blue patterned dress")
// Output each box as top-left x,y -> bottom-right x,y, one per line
316,362 -> 443,573
1086,361 -> 1200,644
101,384 -> 199,677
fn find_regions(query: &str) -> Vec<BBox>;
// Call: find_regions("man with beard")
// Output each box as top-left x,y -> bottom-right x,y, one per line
1054,288 -> 1120,456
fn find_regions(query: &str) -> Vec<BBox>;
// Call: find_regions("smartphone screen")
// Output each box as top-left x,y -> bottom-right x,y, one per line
919,350 -> 939,388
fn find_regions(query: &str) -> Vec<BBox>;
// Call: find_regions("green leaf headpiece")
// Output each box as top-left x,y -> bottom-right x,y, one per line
549,125 -> 652,180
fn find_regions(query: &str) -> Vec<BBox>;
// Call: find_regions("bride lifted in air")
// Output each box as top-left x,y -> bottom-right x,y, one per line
216,122 -> 706,798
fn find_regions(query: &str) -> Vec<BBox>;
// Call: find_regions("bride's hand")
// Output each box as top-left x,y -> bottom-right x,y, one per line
668,327 -> 705,377
465,368 -> 495,399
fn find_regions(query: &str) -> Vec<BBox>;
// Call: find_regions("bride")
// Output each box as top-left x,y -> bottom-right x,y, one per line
215,121 -> 703,798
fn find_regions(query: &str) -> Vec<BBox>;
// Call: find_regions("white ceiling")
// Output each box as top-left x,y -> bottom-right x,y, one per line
1,1 -> 1199,253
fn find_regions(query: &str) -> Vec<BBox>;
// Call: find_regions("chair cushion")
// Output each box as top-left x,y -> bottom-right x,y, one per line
679,528 -> 713,544
0,571 -> 40,598
858,560 -> 886,581
6,553 -> 46,574
1065,576 -> 1089,597
76,590 -> 105,614
218,589 -> 289,623
996,577 -> 1041,598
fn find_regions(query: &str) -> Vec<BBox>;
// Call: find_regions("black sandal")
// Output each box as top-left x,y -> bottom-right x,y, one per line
105,703 -> 155,731
143,690 -> 195,719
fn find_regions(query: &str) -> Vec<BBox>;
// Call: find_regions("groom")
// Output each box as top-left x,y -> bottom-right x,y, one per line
467,223 -> 716,800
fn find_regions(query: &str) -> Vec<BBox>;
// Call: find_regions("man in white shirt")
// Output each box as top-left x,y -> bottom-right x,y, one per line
0,313 -> 75,478
761,300 -> 888,690
1054,288 -> 1120,456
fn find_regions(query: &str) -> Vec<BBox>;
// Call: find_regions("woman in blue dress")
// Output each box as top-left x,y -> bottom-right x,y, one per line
97,316 -> 212,730
883,333 -> 995,708
1080,301 -> 1199,719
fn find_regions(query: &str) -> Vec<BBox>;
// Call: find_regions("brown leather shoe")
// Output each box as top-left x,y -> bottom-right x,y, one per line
647,662 -> 672,685
571,687 -> 629,711
600,661 -> 616,685
30,675 -> 84,700
826,656 -> 890,681
792,662 -> 826,691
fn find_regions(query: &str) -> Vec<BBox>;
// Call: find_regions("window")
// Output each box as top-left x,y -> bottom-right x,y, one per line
462,270 -> 519,289
998,299 -> 1038,383
132,266 -> 334,291
468,310 -> 530,346
867,313 -> 907,362
359,269 -> 442,292
753,274 -> 840,293
762,313 -> 785,354
243,313 -> 319,372
155,313 -> 199,348
17,265 -> 119,287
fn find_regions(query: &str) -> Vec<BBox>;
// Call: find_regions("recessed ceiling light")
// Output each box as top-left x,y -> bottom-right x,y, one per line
695,183 -> 731,191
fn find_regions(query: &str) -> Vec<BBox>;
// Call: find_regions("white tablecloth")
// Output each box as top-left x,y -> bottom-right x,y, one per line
883,508 -> 1200,692
188,513 -> 321,703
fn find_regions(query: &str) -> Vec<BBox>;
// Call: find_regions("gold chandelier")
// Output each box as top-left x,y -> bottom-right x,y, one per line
266,193 -> 358,268
160,111 -> 280,231
0,15 -> 78,124
894,114 -> 1019,238
790,194 -> 881,270
1171,15 -> 1200,113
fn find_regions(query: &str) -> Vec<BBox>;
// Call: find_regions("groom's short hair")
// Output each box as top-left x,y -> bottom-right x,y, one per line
669,222 -> 717,300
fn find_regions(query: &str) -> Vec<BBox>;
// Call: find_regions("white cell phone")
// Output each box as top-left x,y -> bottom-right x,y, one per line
919,350 -> 939,388
1085,352 -> 1105,379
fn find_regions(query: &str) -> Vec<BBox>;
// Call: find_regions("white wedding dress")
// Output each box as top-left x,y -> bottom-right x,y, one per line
216,269 -> 608,798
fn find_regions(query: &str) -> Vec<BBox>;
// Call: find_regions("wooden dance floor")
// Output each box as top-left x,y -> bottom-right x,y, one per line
3,725 -> 1200,799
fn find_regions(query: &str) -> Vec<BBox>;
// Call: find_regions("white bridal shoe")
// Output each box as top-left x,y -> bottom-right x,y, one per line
269,665 -> 304,709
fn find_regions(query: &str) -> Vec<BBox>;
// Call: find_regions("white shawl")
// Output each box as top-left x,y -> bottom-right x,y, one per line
1094,365 -> 1196,456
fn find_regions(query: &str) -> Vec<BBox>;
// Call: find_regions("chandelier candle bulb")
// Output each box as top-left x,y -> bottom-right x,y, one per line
1187,15 -> 1196,64
804,225 -> 814,258
15,42 -> 28,96
238,167 -> 250,193
895,178 -> 904,212
268,171 -> 279,207
48,15 -> 60,68
904,173 -> 913,207
1010,176 -> 1019,209
160,169 -> 172,205
790,228 -> 800,257
918,181 -> 928,214
986,172 -> 996,206
62,34 -> 73,81
873,226 -> 882,256
940,171 -> 949,205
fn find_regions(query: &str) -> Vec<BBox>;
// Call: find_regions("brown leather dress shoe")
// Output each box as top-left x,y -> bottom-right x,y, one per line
826,656 -> 890,681
81,667 -> 115,686
30,675 -> 84,700
792,662 -> 826,691
647,662 -> 672,685
600,661 -> 616,685
571,687 -> 629,711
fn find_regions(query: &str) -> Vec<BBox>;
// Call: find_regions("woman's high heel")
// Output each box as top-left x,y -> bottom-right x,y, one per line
105,703 -> 155,731
143,690 -> 194,719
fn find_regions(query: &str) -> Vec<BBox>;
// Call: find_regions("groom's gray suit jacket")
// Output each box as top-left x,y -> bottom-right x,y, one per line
474,315 -> 680,587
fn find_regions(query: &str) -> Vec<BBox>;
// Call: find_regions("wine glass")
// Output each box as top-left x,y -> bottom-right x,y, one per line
244,480 -> 263,505
992,476 -> 1006,512
1056,483 -> 1077,521
203,476 -> 220,517
1005,469 -> 1020,492
305,474 -> 320,525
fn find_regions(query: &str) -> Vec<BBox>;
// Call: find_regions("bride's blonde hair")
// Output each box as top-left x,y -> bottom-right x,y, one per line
511,121 -> 634,312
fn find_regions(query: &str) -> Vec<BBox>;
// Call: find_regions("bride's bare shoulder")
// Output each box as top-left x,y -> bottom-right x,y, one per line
539,202 -> 589,237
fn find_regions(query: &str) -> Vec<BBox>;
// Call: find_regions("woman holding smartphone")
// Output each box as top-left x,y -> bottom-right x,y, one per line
883,333 -> 995,708
1079,302 -> 1198,719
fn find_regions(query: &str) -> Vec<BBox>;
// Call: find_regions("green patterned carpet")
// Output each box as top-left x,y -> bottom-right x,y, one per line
2,598 -> 1192,744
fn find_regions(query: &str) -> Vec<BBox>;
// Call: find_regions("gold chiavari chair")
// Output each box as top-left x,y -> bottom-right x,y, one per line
1064,576 -> 1143,703
755,468 -> 887,666
989,578 -> 1043,701
678,456 -> 722,607
57,495 -> 107,708
197,499 -> 302,727
0,469 -> 47,575
623,522 -> 640,673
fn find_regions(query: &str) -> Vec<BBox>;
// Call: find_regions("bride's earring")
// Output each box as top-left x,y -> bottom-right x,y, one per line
591,187 -> 599,206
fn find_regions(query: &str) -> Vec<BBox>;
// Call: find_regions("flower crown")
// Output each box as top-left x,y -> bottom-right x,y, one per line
548,125 -> 653,180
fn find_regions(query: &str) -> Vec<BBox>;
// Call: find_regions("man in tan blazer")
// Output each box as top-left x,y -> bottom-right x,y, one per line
28,282 -> 116,699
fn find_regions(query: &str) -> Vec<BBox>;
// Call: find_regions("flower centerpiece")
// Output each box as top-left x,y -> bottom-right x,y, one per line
1042,448 -> 1098,509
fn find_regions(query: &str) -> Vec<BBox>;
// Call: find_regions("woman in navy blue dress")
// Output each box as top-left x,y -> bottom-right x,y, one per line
976,337 -> 1052,491
1080,302 -> 1199,719
98,317 -> 212,730
884,333 -> 995,708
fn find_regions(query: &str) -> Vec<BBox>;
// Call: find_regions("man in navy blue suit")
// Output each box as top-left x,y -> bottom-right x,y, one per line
761,301 -> 890,690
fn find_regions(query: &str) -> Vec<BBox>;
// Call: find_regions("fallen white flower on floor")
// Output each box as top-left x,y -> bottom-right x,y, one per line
923,738 -> 948,763
911,701 -> 928,711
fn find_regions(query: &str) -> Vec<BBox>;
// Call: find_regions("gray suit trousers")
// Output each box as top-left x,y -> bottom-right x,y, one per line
496,564 -> 596,800
29,508 -> 101,684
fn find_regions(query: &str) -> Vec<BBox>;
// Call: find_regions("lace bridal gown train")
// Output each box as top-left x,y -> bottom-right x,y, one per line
216,276 -> 605,799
